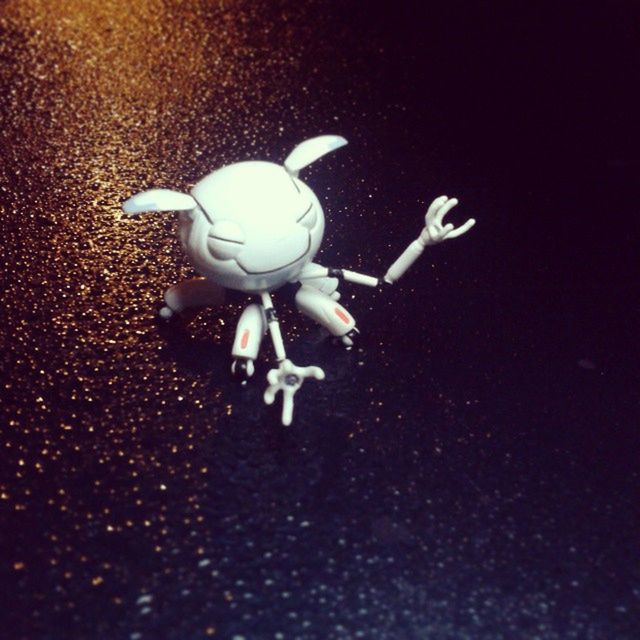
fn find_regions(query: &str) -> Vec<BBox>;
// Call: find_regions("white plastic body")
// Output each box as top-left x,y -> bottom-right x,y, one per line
123,137 -> 476,425
231,304 -> 266,360
179,161 -> 325,294
295,285 -> 355,337
301,274 -> 340,298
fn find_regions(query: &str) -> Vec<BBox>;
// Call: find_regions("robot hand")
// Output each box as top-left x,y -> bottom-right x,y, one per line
264,359 -> 325,426
420,196 -> 476,246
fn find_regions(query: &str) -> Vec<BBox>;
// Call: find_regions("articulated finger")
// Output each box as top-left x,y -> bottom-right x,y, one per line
264,386 -> 278,405
446,217 -> 476,239
425,195 -> 448,223
298,365 -> 325,380
281,390 -> 295,426
435,197 -> 458,225
311,366 -> 325,380
440,223 -> 455,239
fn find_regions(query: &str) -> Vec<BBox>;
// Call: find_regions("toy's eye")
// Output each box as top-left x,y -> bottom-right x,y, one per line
297,203 -> 317,229
207,220 -> 245,259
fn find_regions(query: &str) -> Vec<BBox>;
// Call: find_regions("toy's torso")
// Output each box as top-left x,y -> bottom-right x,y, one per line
179,161 -> 325,293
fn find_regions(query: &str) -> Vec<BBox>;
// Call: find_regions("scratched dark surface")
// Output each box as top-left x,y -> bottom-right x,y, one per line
1,1 -> 639,639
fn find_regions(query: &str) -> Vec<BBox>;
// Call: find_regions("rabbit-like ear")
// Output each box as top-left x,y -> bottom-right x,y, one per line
122,189 -> 197,215
284,135 -> 347,178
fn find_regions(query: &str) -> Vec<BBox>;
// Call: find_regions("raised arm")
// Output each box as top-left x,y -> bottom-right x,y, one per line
298,196 -> 475,290
384,196 -> 475,283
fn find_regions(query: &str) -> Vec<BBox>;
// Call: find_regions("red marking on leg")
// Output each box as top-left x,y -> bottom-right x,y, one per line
334,308 -> 350,324
240,329 -> 250,349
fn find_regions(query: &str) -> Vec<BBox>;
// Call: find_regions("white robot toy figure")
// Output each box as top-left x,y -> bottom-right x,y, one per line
123,135 -> 475,425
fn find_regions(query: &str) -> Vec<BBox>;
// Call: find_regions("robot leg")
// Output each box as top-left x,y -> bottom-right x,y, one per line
160,278 -> 225,319
295,284 -> 358,348
231,303 -> 266,380
300,273 -> 341,301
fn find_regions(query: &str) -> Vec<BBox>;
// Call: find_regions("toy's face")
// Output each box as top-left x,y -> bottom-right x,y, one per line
185,161 -> 324,292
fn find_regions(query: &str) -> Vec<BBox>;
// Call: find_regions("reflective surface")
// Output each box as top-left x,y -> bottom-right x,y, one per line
1,1 -> 638,638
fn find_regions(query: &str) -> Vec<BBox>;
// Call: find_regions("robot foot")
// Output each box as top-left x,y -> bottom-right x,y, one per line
231,357 -> 255,383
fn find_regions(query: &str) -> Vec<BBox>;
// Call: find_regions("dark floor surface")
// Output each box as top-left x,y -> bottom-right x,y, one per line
1,1 -> 639,638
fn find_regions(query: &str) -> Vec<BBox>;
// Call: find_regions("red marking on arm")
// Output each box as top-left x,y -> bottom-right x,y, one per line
240,329 -> 250,349
334,308 -> 351,324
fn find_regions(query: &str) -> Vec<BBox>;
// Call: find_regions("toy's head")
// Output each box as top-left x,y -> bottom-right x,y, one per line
184,161 -> 324,293
123,135 -> 347,294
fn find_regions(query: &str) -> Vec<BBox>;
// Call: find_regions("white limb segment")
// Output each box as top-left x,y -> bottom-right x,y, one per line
295,285 -> 356,337
160,278 -> 225,319
300,275 -> 340,300
260,291 -> 287,362
297,263 -> 380,288
232,304 -> 266,361
341,269 -> 379,287
383,239 -> 425,284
